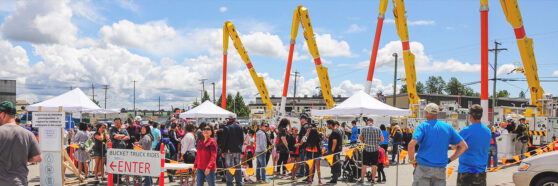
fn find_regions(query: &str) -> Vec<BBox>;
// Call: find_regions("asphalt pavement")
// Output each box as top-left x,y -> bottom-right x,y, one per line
28,153 -> 517,186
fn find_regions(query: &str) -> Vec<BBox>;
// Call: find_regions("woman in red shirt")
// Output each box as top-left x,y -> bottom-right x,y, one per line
194,125 -> 217,186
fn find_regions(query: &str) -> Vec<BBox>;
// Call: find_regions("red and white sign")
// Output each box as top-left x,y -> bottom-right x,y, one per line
107,149 -> 161,177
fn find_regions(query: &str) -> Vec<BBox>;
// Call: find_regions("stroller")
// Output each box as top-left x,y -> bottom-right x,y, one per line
342,145 -> 372,182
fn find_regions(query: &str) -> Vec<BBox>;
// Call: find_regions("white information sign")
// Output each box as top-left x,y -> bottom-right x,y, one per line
107,149 -> 161,177
32,112 -> 65,127
40,152 -> 63,186
39,128 -> 62,151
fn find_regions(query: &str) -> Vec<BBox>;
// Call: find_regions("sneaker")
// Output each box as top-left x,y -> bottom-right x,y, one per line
382,179 -> 386,183
371,180 -> 376,184
319,180 -> 323,184
357,179 -> 364,184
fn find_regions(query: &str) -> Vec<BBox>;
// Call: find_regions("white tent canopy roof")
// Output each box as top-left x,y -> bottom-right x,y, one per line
311,90 -> 411,116
27,88 -> 102,112
179,101 -> 236,118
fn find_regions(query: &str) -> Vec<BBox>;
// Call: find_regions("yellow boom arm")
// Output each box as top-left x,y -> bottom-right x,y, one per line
500,0 -> 545,115
290,5 -> 335,108
393,0 -> 420,116
223,21 -> 274,112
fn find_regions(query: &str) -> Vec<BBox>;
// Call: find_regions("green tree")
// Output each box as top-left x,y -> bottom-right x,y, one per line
216,94 -> 223,107
436,76 -> 446,94
519,90 -> 526,99
192,100 -> 200,108
201,90 -> 211,103
497,90 -> 510,98
445,77 -> 463,95
400,82 -> 424,94
234,92 -> 250,117
226,94 -> 234,111
416,81 -> 425,94
426,76 -> 446,94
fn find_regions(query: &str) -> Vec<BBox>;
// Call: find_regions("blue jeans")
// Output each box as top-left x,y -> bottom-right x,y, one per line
255,151 -> 267,181
487,146 -> 498,168
196,169 -> 216,186
142,176 -> 152,186
225,152 -> 243,186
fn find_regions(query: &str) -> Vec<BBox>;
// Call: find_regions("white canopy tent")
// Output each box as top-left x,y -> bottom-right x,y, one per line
311,90 -> 411,116
27,88 -> 101,112
179,101 -> 236,118
84,108 -> 120,114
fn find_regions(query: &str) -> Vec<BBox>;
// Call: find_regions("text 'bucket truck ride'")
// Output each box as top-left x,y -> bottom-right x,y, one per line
222,21 -> 274,115
280,5 -> 335,116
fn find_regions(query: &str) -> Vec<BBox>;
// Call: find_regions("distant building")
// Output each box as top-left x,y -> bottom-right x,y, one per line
385,93 -> 530,109
248,95 -> 348,114
0,80 -> 16,105
16,100 -> 29,113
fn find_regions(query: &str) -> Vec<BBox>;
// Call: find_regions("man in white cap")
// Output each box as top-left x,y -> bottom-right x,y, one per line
408,103 -> 468,186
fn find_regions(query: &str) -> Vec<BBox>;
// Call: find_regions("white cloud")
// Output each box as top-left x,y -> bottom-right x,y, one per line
70,0 -> 105,23
219,7 -> 227,13
445,26 -> 454,30
553,70 -> 558,77
345,24 -> 366,33
0,0 -> 16,12
0,39 -> 29,81
304,34 -> 352,57
100,20 -> 177,48
429,59 -> 480,72
385,19 -> 435,26
1,0 -> 77,44
116,0 -> 138,12
338,41 -> 479,73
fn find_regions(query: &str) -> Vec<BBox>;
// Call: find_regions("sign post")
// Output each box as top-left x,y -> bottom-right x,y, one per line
34,107 -> 65,186
160,143 -> 165,186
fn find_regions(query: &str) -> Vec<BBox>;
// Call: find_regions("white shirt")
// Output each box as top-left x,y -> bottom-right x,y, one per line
180,132 -> 196,154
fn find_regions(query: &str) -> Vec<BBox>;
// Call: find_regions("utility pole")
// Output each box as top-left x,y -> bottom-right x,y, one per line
489,41 -> 507,124
292,71 -> 299,111
91,83 -> 95,102
158,96 -> 161,116
211,82 -> 216,104
102,85 -> 109,120
200,79 -> 207,101
132,80 -> 137,116
393,53 -> 398,106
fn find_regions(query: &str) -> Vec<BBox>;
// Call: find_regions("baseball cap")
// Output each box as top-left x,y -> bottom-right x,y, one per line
134,116 -> 142,122
0,101 -> 16,116
299,113 -> 309,120
424,103 -> 439,114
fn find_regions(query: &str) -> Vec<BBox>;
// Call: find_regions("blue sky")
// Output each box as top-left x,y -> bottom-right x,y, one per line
0,0 -> 557,110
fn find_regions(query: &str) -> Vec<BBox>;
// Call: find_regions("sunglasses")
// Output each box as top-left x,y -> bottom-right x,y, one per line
203,128 -> 212,131
263,125 -> 269,128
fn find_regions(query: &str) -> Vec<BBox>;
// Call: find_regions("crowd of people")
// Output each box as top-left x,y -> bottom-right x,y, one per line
0,99 -> 544,186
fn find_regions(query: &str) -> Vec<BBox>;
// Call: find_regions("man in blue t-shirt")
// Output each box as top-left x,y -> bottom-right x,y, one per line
408,103 -> 468,186
350,120 -> 359,144
457,104 -> 491,185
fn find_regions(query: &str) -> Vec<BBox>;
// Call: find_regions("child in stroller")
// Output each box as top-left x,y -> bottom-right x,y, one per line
342,145 -> 372,183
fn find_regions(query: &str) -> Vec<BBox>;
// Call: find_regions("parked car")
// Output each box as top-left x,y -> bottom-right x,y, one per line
513,150 -> 558,186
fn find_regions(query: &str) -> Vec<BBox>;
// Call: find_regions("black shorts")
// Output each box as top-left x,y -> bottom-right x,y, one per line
362,150 -> 379,166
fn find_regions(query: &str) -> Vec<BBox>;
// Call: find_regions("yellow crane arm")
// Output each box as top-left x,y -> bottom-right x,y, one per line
223,21 -> 274,112
292,5 -> 335,108
392,0 -> 420,116
500,0 -> 545,115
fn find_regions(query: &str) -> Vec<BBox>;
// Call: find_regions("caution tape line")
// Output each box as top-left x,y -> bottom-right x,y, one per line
488,142 -> 556,172
166,142 -> 381,174
529,131 -> 547,136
